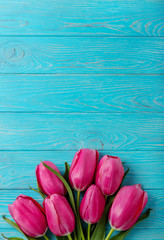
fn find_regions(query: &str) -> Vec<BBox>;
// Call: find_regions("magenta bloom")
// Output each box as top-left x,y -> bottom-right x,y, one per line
36,161 -> 67,196
109,184 -> 148,231
80,184 -> 106,224
43,194 -> 75,236
69,148 -> 99,191
8,195 -> 47,237
95,155 -> 124,196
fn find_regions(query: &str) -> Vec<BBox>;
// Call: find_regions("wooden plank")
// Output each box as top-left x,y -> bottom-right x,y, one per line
0,151 -> 163,189
0,228 -> 164,240
0,113 -> 163,151
0,74 -> 163,113
0,189 -> 163,229
0,112 -> 163,151
0,37 -> 163,74
0,0 -> 164,36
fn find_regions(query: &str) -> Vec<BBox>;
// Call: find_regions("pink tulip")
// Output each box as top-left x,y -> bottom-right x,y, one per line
95,155 -> 124,196
36,161 -> 67,196
8,195 -> 48,237
43,194 -> 75,236
80,184 -> 106,224
109,184 -> 148,231
69,148 -> 99,191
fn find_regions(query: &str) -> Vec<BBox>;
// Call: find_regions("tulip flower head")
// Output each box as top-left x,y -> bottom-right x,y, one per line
36,161 -> 67,196
109,184 -> 148,231
69,148 -> 99,191
8,195 -> 48,237
95,155 -> 124,196
80,184 -> 106,224
43,194 -> 75,236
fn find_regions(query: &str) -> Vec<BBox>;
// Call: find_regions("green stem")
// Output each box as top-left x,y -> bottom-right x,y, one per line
67,234 -> 73,240
29,185 -> 45,199
105,228 -> 115,240
77,191 -> 85,240
77,191 -> 80,210
43,235 -> 49,240
87,223 -> 91,240
73,230 -> 77,240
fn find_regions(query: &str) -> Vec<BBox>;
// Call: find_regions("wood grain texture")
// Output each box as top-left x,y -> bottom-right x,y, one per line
0,151 -> 163,189
0,0 -> 164,36
0,228 -> 164,240
0,189 -> 163,229
0,74 -> 164,113
0,113 -> 163,150
0,37 -> 164,74
0,0 -> 163,238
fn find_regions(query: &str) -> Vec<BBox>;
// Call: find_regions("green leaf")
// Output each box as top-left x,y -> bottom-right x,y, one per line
28,185 -> 45,200
63,163 -> 78,240
91,196 -> 114,240
2,216 -> 36,240
122,168 -> 129,182
2,216 -> 26,237
110,208 -> 152,240
42,161 -> 76,215
63,162 -> 70,182
29,184 -> 46,199
28,185 -> 45,199
1,234 -> 24,240
42,162 -> 80,240
37,183 -> 46,199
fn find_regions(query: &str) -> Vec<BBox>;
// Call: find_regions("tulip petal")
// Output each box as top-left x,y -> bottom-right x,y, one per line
109,209 -> 151,240
8,195 -> 47,238
42,161 -> 77,215
36,161 -> 67,196
80,185 -> 106,224
95,155 -> 124,196
69,149 -> 99,191
109,184 -> 148,231
44,194 -> 75,236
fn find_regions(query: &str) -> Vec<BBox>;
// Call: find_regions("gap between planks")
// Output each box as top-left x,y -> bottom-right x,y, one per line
0,35 -> 164,38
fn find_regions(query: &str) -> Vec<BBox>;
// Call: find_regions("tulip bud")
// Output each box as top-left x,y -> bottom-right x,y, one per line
36,161 -> 67,196
80,184 -> 106,224
8,195 -> 48,237
43,194 -> 75,236
69,148 -> 99,191
109,184 -> 148,231
95,155 -> 124,196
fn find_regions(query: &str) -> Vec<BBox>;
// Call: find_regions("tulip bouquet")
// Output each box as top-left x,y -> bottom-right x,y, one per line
2,149 -> 151,240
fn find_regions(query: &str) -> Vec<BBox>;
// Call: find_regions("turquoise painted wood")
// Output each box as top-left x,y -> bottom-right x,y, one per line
0,37 -> 164,74
0,113 -> 163,150
0,75 -> 163,113
0,0 -> 164,36
0,150 -> 164,189
0,151 -> 164,189
0,0 -> 163,239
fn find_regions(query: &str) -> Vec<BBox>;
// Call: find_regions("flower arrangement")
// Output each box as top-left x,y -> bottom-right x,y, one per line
2,148 -> 151,240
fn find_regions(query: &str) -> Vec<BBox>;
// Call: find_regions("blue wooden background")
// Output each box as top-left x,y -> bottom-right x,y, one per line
0,0 -> 164,239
